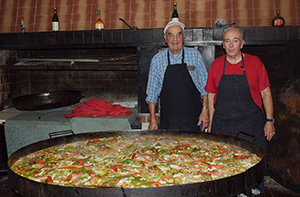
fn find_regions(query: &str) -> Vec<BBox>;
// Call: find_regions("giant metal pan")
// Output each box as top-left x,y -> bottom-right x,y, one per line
8,130 -> 265,197
12,90 -> 83,111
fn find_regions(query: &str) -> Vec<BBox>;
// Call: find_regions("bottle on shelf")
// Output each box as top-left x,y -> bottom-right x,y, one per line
272,9 -> 285,27
52,7 -> 59,31
20,17 -> 26,33
171,2 -> 179,21
95,9 -> 104,30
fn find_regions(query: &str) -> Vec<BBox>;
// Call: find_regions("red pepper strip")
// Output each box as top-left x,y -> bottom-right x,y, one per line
166,136 -> 180,142
88,172 -> 95,176
151,180 -> 161,187
142,147 -> 153,150
154,165 -> 162,172
77,160 -> 84,165
217,145 -> 224,150
59,166 -> 82,170
65,174 -> 73,182
184,152 -> 194,160
193,159 -> 206,163
88,139 -> 100,144
19,167 -> 34,173
197,171 -> 212,175
160,176 -> 175,184
83,164 -> 94,168
208,164 -> 224,169
105,146 -> 113,151
110,164 -> 123,172
115,179 -> 120,185
68,151 -> 80,155
98,145 -> 113,151
123,172 -> 141,177
234,155 -> 249,160
172,144 -> 190,150
131,153 -> 137,160
107,137 -> 118,142
47,176 -> 54,184
35,160 -> 45,164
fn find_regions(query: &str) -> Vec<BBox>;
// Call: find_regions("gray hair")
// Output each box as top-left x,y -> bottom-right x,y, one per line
223,27 -> 244,40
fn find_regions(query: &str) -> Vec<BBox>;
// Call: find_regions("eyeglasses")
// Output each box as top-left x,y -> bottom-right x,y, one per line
166,32 -> 184,39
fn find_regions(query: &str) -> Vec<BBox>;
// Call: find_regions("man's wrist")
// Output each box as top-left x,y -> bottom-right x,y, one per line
266,118 -> 275,123
202,106 -> 208,110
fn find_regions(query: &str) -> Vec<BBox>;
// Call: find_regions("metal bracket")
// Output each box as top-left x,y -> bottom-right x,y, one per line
49,130 -> 75,139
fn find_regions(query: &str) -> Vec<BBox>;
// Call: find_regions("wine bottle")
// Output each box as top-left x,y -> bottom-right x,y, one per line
95,9 -> 104,30
20,17 -> 26,33
52,8 -> 59,31
172,2 -> 179,21
272,9 -> 285,27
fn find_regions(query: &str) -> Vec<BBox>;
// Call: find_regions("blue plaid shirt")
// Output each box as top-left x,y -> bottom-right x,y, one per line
146,46 -> 208,104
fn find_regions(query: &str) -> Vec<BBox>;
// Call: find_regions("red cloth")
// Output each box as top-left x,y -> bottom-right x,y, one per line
64,99 -> 132,118
205,53 -> 270,109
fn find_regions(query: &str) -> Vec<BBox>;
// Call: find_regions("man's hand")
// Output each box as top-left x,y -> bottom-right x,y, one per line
198,109 -> 209,131
264,122 -> 275,141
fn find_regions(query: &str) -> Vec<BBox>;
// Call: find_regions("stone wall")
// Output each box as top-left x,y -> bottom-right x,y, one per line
0,50 -> 14,109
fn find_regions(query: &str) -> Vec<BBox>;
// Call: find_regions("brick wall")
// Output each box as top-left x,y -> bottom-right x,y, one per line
0,0 -> 299,33
0,47 -> 138,110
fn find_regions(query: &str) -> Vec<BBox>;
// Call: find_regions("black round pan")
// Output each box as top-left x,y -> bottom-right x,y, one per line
12,90 -> 83,111
8,130 -> 265,197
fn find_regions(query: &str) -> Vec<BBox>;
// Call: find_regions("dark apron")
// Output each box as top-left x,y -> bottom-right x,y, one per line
159,49 -> 202,131
211,55 -> 266,150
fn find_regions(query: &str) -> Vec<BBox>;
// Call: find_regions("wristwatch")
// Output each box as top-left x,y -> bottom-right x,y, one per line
266,118 -> 275,123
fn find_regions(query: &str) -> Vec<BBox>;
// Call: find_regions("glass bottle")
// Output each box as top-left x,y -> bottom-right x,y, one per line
272,9 -> 285,27
20,17 -> 26,33
52,8 -> 59,31
95,9 -> 104,30
172,2 -> 179,21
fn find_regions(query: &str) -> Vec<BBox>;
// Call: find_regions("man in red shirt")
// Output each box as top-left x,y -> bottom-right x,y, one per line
205,28 -> 275,148
205,27 -> 275,195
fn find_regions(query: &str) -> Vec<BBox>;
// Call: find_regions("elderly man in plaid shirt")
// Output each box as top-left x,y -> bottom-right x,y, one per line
146,20 -> 208,131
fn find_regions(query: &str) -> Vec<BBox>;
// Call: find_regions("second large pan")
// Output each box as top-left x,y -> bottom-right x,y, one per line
12,90 -> 83,111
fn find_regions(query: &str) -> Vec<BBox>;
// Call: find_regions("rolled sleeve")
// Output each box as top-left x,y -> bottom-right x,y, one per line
146,54 -> 164,104
195,52 -> 208,97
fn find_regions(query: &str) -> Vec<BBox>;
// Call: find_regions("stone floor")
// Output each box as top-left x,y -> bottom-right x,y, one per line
0,172 -> 299,197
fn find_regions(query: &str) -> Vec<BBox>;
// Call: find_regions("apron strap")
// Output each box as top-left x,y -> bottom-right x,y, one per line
223,53 -> 246,75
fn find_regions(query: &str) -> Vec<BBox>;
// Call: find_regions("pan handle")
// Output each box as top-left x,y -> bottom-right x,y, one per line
236,131 -> 257,143
49,130 -> 75,139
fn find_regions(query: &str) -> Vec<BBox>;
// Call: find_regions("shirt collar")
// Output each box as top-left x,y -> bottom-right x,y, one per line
168,47 -> 184,60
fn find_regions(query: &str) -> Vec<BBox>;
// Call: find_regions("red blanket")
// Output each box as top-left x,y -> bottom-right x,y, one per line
64,99 -> 132,118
